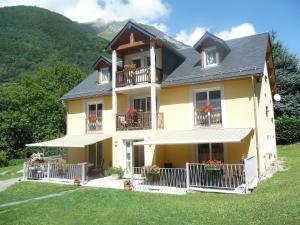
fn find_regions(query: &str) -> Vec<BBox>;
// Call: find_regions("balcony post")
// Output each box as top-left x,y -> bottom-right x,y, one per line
112,50 -> 117,131
150,40 -> 157,129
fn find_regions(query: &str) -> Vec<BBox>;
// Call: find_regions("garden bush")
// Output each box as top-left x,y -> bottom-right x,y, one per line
0,151 -> 9,167
276,114 -> 300,144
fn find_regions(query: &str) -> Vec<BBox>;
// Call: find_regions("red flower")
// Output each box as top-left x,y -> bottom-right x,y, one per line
126,108 -> 138,114
201,104 -> 214,112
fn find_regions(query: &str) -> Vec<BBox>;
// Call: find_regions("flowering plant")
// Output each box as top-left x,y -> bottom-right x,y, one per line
200,104 -> 214,113
126,108 -> 138,115
124,64 -> 136,72
144,165 -> 160,181
240,152 -> 247,161
88,114 -> 97,122
204,159 -> 223,170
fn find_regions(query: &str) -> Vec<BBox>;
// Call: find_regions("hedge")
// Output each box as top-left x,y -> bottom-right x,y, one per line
276,114 -> 300,145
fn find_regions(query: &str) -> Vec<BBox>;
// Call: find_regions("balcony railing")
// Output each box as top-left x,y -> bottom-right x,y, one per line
116,66 -> 162,88
116,112 -> 164,130
86,117 -> 102,132
194,108 -> 222,126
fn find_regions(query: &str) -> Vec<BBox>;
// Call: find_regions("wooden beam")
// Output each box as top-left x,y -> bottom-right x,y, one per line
116,40 -> 146,51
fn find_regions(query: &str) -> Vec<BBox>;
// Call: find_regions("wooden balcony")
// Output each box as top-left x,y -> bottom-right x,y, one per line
194,108 -> 222,126
116,112 -> 164,130
86,117 -> 102,132
116,66 -> 162,88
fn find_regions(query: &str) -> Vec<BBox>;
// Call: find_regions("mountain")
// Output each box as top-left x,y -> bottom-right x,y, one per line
83,19 -> 188,49
0,6 -> 108,83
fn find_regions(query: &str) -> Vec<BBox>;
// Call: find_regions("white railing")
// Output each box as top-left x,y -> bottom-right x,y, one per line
23,162 -> 88,183
187,163 -> 245,190
132,167 -> 187,189
244,156 -> 257,191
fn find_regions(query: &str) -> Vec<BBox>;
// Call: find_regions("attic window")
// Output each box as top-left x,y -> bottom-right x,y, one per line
100,67 -> 110,84
204,47 -> 217,67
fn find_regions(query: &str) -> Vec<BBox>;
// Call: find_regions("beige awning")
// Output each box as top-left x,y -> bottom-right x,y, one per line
133,128 -> 252,146
26,134 -> 112,148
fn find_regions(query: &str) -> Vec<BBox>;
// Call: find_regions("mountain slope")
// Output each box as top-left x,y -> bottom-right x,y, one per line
0,6 -> 108,83
83,19 -> 188,49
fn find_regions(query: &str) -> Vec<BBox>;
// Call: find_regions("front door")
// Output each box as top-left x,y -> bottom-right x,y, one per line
88,142 -> 103,169
123,140 -> 145,176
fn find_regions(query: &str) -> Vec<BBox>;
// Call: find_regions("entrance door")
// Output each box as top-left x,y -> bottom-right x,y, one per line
123,140 -> 145,175
88,142 -> 103,169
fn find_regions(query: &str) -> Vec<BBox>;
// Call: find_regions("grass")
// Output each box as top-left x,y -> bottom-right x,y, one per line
0,182 -> 77,205
0,145 -> 299,225
0,159 -> 25,181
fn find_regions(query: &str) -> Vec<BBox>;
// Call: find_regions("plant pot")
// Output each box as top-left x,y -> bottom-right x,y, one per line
111,174 -> 121,180
124,184 -> 132,191
74,179 -> 81,186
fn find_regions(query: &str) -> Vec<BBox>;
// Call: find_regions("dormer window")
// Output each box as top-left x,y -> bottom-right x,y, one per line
100,67 -> 110,84
204,47 -> 217,67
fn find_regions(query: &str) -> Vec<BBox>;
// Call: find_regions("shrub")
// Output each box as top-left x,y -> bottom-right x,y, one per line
0,151 -> 9,167
276,114 -> 300,144
107,167 -> 124,176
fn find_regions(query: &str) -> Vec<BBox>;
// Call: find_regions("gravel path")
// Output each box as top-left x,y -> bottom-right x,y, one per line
0,178 -> 20,192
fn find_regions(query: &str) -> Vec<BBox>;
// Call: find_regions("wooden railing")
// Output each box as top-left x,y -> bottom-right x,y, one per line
116,112 -> 164,130
188,163 -> 245,190
194,107 -> 222,126
116,66 -> 162,88
86,117 -> 102,132
23,162 -> 88,183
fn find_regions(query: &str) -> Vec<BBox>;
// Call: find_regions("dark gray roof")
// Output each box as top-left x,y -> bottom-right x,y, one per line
161,32 -> 269,87
61,71 -> 111,100
62,32 -> 269,100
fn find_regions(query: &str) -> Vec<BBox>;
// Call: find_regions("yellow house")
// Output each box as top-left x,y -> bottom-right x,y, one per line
27,21 -> 277,193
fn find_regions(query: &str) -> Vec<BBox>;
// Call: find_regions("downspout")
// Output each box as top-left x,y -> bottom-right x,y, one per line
251,75 -> 260,177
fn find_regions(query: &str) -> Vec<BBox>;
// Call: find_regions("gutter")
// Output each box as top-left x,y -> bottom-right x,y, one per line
251,75 -> 261,176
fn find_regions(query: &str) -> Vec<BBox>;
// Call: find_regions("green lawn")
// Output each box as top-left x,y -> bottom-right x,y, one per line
0,159 -> 25,181
0,145 -> 299,225
0,182 -> 77,205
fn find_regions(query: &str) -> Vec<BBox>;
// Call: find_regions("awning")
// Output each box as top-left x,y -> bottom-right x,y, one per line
26,134 -> 112,148
133,128 -> 252,146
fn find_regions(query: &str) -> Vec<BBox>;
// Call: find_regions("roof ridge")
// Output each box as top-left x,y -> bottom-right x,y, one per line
224,32 -> 269,42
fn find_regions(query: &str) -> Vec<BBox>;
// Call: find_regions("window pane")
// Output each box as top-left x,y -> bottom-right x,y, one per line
97,104 -> 102,117
147,97 -> 151,112
209,90 -> 221,108
89,144 -> 96,165
146,57 -> 151,67
89,104 -> 96,115
198,144 -> 210,163
134,98 -> 146,112
132,59 -> 141,68
97,143 -> 103,162
101,68 -> 109,82
205,48 -> 216,65
211,143 -> 224,161
196,92 -> 207,108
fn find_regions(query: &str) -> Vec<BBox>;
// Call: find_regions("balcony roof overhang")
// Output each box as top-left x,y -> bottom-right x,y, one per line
26,134 -> 112,148
133,128 -> 253,146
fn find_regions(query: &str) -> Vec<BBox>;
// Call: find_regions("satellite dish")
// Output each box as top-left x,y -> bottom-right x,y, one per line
274,94 -> 281,102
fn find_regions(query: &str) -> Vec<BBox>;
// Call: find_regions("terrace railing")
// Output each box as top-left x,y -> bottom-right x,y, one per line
23,162 -> 88,183
187,163 -> 245,190
116,66 -> 162,88
116,112 -> 164,130
194,107 -> 222,126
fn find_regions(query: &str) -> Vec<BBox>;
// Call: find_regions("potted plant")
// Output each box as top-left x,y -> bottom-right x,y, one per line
74,177 -> 81,186
200,104 -> 214,113
204,159 -> 223,171
88,114 -> 97,130
108,166 -> 124,179
144,165 -> 160,182
240,152 -> 248,163
123,179 -> 132,191
126,108 -> 138,116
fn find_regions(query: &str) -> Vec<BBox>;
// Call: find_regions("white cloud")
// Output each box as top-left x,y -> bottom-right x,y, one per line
216,23 -> 256,40
175,23 -> 256,46
175,26 -> 207,46
0,0 -> 170,23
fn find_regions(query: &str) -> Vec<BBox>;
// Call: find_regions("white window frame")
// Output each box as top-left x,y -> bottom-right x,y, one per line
83,99 -> 104,132
100,67 -> 110,84
130,95 -> 151,112
193,86 -> 225,126
203,46 -> 217,67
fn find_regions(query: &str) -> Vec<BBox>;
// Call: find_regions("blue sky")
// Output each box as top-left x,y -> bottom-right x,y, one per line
1,0 -> 299,56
